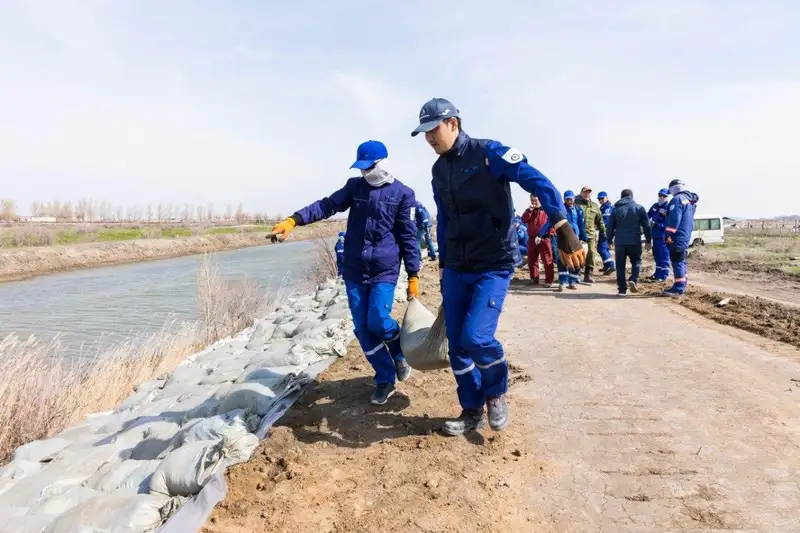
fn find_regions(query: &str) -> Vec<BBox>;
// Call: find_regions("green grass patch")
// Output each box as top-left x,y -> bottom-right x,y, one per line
206,226 -> 238,234
54,231 -> 84,245
95,228 -> 145,242
161,227 -> 192,238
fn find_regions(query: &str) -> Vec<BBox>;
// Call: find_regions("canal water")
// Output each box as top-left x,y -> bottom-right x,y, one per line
0,241 -> 318,358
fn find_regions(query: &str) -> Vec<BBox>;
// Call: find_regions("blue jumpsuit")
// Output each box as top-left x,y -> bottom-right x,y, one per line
294,178 -> 420,384
334,232 -> 345,277
647,202 -> 671,281
432,131 -> 567,410
665,190 -> 699,294
414,202 -> 437,260
597,202 -> 615,271
556,206 -> 587,286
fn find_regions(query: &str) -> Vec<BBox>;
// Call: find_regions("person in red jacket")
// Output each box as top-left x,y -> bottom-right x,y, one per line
521,194 -> 555,286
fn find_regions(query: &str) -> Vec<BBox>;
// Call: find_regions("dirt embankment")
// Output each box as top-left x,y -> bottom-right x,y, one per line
203,268 -> 544,533
0,223 -> 340,283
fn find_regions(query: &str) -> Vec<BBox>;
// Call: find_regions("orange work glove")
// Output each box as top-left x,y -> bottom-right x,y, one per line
407,276 -> 420,300
271,217 -> 297,238
554,220 -> 587,270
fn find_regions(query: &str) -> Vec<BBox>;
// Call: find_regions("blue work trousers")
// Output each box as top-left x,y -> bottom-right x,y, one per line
416,226 -> 437,259
652,237 -> 670,281
668,246 -> 688,293
597,238 -> 615,270
344,281 -> 404,384
442,269 -> 511,410
336,253 -> 344,277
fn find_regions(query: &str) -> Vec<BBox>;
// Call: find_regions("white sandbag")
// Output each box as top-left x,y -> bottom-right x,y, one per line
164,366 -> 209,387
129,421 -> 180,460
160,410 -> 254,458
0,514 -> 53,533
32,486 -> 100,516
214,382 -> 277,415
323,305 -> 350,319
115,389 -> 156,413
43,493 -> 174,533
51,441 -> 131,474
0,460 -> 42,481
83,459 -> 160,493
235,365 -> 303,385
0,506 -> 28,518
197,368 -> 242,386
133,379 -> 166,394
149,439 -> 225,497
400,299 -> 450,371
12,438 -> 71,463
0,470 -> 88,507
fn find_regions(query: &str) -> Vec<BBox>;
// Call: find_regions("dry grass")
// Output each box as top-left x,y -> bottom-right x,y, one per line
305,236 -> 340,287
0,255 -> 269,464
691,235 -> 800,277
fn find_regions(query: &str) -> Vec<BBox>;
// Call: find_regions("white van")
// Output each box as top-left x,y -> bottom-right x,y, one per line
690,214 -> 724,246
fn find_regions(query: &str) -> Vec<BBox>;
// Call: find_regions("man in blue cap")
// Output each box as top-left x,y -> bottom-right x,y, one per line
271,140 -> 421,405
334,231 -> 346,277
647,189 -> 672,282
411,97 -> 585,435
596,191 -> 616,274
664,179 -> 699,296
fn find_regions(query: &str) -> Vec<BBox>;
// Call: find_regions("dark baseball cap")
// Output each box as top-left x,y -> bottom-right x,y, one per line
411,98 -> 459,137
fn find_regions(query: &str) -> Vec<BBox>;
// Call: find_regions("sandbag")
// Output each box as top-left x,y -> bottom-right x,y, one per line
83,459 -> 161,493
159,410 -> 255,457
32,486 -> 100,516
12,438 -> 71,463
0,469 -> 89,507
0,460 -> 42,481
128,421 -> 180,460
400,299 -> 450,371
214,382 -> 277,415
148,439 -> 223,497
0,514 -> 53,533
42,493 -> 175,533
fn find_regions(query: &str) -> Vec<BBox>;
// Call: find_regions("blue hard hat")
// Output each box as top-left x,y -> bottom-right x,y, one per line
350,140 -> 388,170
658,188 -> 669,197
597,191 -> 608,199
411,98 -> 459,137
564,189 -> 575,200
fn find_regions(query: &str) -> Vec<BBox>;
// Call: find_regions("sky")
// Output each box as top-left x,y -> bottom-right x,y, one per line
0,0 -> 798,219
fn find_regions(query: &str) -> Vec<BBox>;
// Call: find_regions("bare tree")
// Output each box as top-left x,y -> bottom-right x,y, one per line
62,201 -> 74,221
206,203 -> 214,222
235,202 -> 246,224
156,203 -> 164,222
224,204 -> 233,220
0,199 -> 15,222
146,204 -> 153,222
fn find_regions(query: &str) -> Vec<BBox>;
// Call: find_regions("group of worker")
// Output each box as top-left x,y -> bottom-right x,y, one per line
271,96 -> 694,439
515,183 -> 698,296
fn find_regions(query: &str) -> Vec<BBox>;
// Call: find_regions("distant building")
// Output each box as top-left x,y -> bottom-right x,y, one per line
26,216 -> 58,223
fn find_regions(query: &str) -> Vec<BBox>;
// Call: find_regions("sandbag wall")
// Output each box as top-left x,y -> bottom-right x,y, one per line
0,278 -> 356,533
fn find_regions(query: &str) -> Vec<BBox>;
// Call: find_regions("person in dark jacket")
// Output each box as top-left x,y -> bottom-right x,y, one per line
607,189 -> 652,296
411,97 -> 585,436
271,140 -> 421,405
414,200 -> 437,261
647,189 -> 671,282
512,215 -> 528,269
334,231 -> 346,277
596,191 -> 616,274
521,194 -> 554,286
574,185 -> 605,283
556,190 -> 587,291
664,179 -> 699,296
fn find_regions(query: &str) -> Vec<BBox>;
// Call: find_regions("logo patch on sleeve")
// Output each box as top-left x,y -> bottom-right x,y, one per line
501,148 -> 524,164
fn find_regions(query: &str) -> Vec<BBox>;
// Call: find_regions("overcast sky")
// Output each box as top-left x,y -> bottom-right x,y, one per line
0,0 -> 797,218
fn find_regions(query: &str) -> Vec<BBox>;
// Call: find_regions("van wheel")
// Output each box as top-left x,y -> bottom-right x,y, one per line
692,238 -> 704,247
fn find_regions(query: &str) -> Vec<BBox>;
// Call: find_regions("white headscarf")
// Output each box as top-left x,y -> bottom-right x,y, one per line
361,159 -> 395,187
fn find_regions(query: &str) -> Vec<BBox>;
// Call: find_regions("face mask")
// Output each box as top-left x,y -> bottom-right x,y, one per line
669,182 -> 685,196
658,197 -> 668,205
361,159 -> 395,187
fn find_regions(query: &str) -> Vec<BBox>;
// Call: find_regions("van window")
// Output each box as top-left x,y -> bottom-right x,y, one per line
694,219 -> 710,231
709,218 -> 721,230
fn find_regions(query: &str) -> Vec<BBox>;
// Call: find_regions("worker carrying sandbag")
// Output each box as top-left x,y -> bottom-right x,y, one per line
271,140 -> 421,406
411,97 -> 585,436
400,299 -> 449,371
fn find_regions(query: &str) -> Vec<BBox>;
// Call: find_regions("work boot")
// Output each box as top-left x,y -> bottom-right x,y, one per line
442,408 -> 486,436
487,395 -> 509,431
583,269 -> 595,284
370,382 -> 396,405
663,287 -> 684,297
628,280 -> 639,294
395,358 -> 412,382
603,265 -> 616,275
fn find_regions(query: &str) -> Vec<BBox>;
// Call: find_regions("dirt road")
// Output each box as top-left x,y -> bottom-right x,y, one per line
205,276 -> 800,533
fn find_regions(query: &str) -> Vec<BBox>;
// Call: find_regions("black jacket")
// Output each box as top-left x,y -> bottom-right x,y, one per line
607,196 -> 652,246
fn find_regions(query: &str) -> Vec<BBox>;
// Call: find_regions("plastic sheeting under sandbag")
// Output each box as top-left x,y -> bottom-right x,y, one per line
42,493 -> 178,533
400,299 -> 450,371
149,435 -> 258,497
82,459 -> 160,493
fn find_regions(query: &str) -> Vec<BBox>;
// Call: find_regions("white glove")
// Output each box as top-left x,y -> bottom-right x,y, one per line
534,237 -> 542,245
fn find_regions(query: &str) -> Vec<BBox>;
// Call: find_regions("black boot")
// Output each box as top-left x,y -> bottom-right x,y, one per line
442,408 -> 486,436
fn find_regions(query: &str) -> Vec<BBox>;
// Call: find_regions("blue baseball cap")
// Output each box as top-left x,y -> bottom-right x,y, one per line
597,191 -> 608,199
350,140 -> 388,170
564,190 -> 575,200
411,98 -> 459,137
658,188 -> 669,197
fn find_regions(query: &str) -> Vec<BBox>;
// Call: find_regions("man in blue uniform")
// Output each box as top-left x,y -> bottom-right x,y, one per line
557,190 -> 587,291
411,97 -> 585,435
664,179 -> 699,296
271,140 -> 421,405
647,189 -> 671,282
414,200 -> 437,261
334,231 -> 346,277
597,191 -> 616,274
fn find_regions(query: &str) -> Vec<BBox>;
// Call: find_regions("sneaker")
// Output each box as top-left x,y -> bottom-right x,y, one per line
628,280 -> 639,294
529,279 -> 540,285
617,291 -> 627,297
567,284 -> 578,290
663,287 -> 684,297
603,266 -> 616,275
487,395 -> 509,431
395,358 -> 412,382
370,382 -> 396,405
557,284 -> 565,292
442,408 -> 486,436
543,283 -> 553,288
